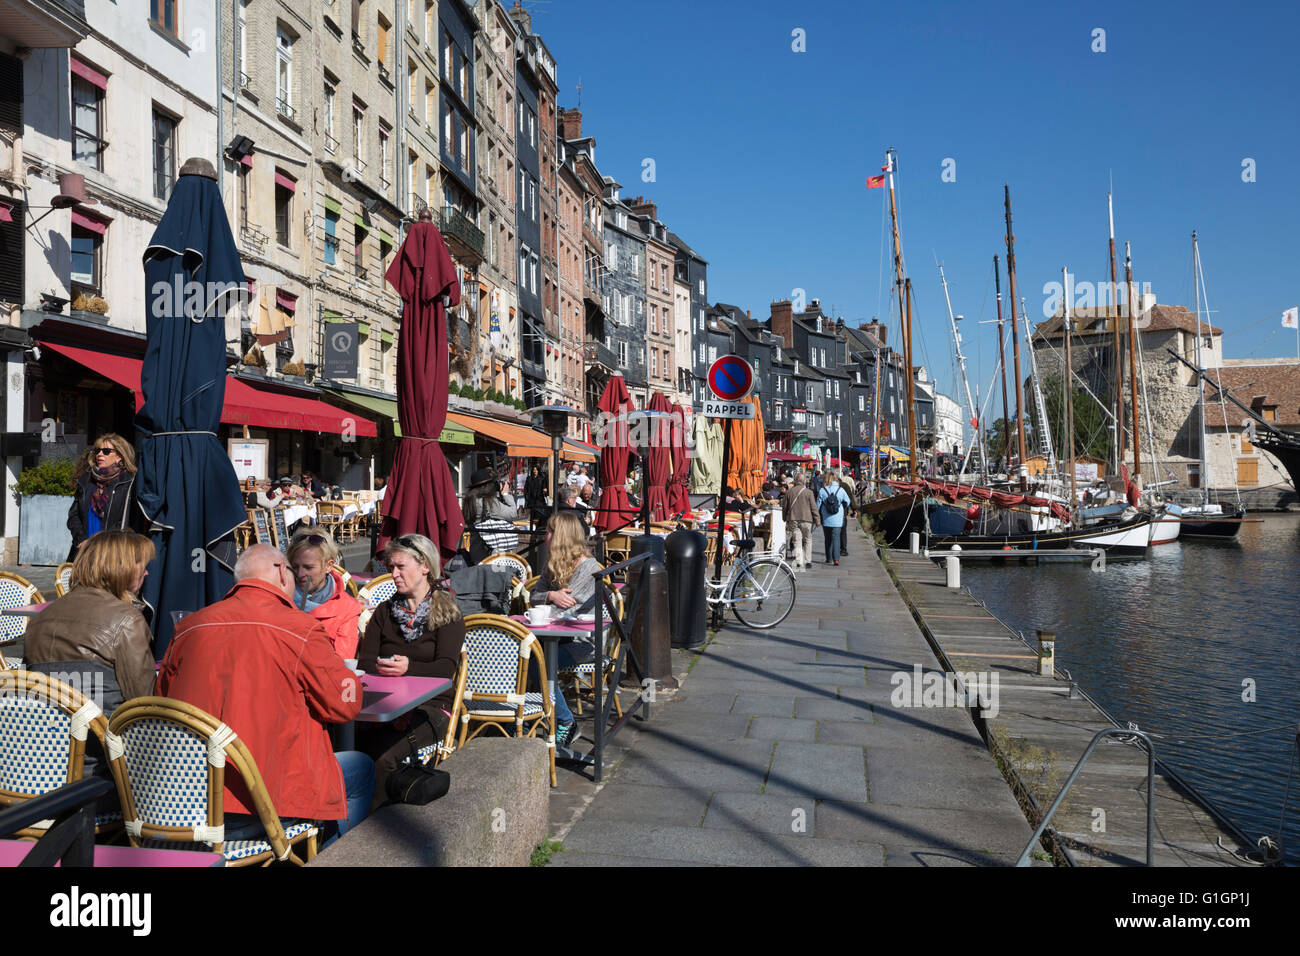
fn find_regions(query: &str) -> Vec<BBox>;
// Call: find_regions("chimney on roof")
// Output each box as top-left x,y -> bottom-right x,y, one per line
747,309 -> 751,319
627,196 -> 658,220
770,299 -> 795,349
559,108 -> 582,141
858,319 -> 887,347
509,2 -> 531,35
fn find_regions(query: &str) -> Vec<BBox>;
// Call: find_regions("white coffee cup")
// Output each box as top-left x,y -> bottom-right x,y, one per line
526,605 -> 554,626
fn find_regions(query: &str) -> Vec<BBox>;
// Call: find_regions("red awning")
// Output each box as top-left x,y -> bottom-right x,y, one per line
767,450 -> 814,463
41,341 -> 376,437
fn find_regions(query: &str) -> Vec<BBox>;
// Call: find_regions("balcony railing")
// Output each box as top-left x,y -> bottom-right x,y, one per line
324,133 -> 339,154
437,206 -> 485,261
239,71 -> 251,91
275,98 -> 296,123
584,340 -> 617,373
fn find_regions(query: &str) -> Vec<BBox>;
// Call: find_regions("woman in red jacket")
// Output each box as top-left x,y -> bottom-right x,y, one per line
355,533 -> 464,809
289,530 -> 363,658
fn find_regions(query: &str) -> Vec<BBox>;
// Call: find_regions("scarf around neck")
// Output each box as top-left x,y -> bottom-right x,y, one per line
90,461 -> 123,519
391,592 -> 433,642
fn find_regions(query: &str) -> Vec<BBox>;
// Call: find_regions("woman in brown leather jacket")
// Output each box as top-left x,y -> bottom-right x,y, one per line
23,530 -> 157,719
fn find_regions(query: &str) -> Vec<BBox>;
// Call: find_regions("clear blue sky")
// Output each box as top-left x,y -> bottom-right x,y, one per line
527,0 -> 1300,415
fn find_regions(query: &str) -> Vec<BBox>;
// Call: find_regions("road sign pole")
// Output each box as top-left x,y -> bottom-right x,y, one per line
711,419 -> 732,629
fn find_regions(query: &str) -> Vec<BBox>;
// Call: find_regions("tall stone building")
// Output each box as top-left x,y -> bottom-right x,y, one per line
668,230 -> 707,410
556,138 -> 587,434
508,4 -> 560,406
627,197 -> 677,404
602,182 -> 648,405
470,0 -> 518,399
557,107 -> 607,418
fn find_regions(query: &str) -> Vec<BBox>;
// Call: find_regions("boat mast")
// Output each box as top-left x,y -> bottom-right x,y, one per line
939,263 -> 986,478
1192,230 -> 1209,504
1003,186 -> 1028,482
885,149 -> 914,481
904,278 -> 919,480
993,255 -> 1012,473
1125,241 -> 1142,490
1064,267 -> 1078,526
1108,193 -> 1124,475
1022,294 -> 1056,472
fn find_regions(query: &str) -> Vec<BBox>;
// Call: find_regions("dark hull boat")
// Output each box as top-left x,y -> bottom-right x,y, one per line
1256,430 -> 1300,497
927,513 -> 1153,559
1179,503 -> 1246,540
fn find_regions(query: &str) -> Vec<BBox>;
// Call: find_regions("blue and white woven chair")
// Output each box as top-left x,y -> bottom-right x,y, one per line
0,669 -> 118,839
106,698 -> 318,867
0,572 -> 44,642
54,563 -> 74,598
458,614 -> 556,787
357,574 -> 396,636
408,650 -> 467,767
482,552 -> 532,583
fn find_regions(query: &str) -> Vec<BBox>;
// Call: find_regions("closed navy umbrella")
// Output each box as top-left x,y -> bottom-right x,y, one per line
135,159 -> 248,657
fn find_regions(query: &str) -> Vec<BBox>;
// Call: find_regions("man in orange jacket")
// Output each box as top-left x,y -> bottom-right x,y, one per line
158,544 -> 373,845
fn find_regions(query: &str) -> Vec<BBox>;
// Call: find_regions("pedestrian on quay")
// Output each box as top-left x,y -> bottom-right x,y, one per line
524,464 -> 549,525
817,471 -> 851,566
67,433 -> 140,561
781,473 -> 818,572
833,469 -> 858,556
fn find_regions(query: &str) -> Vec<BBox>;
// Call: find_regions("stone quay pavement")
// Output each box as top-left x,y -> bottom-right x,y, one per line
547,522 -> 1036,867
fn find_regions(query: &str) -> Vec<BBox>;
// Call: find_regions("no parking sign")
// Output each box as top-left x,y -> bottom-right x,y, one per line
707,354 -> 755,402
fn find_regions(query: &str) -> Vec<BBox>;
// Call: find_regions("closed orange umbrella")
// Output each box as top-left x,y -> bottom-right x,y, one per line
725,396 -> 764,497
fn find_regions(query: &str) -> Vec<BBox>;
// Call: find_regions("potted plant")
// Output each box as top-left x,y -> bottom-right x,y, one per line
70,292 -> 110,320
14,457 -> 76,565
469,387 -> 485,412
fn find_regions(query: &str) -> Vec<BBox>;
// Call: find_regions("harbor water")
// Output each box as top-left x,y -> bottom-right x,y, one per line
960,513 -> 1300,865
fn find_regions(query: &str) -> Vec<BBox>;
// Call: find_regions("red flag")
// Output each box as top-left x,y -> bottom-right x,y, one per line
866,175 -> 885,189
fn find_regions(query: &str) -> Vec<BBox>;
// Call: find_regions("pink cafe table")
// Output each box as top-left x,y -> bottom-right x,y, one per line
0,839 -> 223,867
335,672 -> 452,751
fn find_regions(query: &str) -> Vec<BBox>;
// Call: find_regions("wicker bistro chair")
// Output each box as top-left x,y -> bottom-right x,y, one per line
458,614 -> 556,787
0,572 -> 44,642
559,579 -> 627,718
410,650 -> 468,767
105,697 -> 318,867
481,551 -> 532,583
337,568 -> 361,599
54,563 -> 74,598
356,573 -> 396,636
0,669 -> 120,839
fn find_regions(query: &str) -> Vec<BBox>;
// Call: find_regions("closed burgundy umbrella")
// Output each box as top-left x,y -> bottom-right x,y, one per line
378,217 -> 465,558
668,402 -> 692,515
643,391 -> 674,521
593,375 -> 637,532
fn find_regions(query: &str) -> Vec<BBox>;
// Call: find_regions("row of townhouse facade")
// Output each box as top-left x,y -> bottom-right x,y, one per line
0,0 -> 719,560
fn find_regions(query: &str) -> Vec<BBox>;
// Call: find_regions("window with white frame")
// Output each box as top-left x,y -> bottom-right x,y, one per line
276,29 -> 293,116
618,341 -> 628,366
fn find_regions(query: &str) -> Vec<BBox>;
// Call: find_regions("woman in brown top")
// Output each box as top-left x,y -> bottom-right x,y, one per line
355,532 -> 464,809
24,529 -> 156,719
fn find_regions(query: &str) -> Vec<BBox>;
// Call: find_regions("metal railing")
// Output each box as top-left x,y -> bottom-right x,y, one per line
239,71 -> 251,91
324,133 -> 339,154
0,777 -> 113,866
589,552 -> 652,782
437,205 -> 485,257
275,97 -> 296,123
1016,727 -> 1156,866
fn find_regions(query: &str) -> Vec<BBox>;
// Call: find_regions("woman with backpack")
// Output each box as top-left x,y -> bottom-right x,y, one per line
817,471 -> 852,567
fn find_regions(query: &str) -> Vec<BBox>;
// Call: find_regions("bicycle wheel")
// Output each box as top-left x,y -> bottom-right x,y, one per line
728,559 -> 796,629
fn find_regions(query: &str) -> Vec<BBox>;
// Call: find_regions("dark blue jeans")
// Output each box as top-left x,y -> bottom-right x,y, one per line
224,751 -> 375,850
823,525 -> 842,563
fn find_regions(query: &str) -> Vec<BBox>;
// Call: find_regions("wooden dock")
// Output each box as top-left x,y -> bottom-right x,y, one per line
883,548 -> 1256,867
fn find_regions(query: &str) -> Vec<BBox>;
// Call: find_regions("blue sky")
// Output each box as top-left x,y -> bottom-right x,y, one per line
528,0 -> 1300,412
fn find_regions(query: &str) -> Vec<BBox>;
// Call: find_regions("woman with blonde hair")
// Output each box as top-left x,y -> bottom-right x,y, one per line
66,432 -> 140,561
288,529 -> 364,658
24,529 -> 157,720
355,533 -> 464,808
527,511 -> 602,746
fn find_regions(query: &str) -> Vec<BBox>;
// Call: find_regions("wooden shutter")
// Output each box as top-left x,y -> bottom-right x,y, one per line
1237,458 -> 1258,486
0,53 -> 22,133
0,199 -> 22,305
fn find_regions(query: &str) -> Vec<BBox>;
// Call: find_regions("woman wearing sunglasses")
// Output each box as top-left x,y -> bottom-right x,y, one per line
66,433 -> 140,562
355,533 -> 464,808
288,530 -> 364,658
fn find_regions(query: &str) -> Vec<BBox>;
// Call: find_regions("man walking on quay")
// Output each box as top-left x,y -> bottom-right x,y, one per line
817,471 -> 851,566
781,472 -> 818,572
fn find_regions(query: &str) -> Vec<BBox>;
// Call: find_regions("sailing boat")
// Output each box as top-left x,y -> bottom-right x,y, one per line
1177,232 -> 1246,540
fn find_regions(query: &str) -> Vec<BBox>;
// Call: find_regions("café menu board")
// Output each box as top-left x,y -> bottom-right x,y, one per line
272,508 -> 288,553
251,509 -> 272,546
228,439 -> 269,481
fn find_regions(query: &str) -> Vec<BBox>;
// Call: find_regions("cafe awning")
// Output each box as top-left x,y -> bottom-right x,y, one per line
447,411 -> 597,462
321,388 -> 474,444
41,341 -> 377,437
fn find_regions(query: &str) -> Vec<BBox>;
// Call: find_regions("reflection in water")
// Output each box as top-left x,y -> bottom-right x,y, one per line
962,514 -> 1300,864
